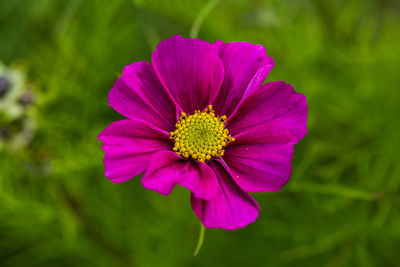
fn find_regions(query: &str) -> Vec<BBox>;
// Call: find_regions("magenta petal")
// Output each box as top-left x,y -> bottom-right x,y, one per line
191,161 -> 260,230
227,81 -> 307,139
223,125 -> 298,192
141,151 -> 218,200
108,61 -> 176,131
224,81 -> 307,192
98,120 -> 171,183
211,41 -> 274,117
151,35 -> 224,114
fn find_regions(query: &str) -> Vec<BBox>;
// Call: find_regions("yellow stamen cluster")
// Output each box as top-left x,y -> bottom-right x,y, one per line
170,105 -> 235,162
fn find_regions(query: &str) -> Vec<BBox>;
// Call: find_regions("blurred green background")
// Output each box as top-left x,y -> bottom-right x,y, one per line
1,0 -> 399,266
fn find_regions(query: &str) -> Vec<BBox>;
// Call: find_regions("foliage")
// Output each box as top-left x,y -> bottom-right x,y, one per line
0,0 -> 399,266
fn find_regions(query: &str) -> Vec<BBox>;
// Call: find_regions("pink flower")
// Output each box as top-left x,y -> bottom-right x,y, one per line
98,35 -> 307,230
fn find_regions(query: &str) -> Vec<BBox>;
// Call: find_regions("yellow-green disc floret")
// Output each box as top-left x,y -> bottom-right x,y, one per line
170,105 -> 235,162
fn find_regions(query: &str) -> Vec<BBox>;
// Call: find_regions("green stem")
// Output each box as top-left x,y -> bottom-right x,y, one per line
193,223 -> 206,256
190,0 -> 220,38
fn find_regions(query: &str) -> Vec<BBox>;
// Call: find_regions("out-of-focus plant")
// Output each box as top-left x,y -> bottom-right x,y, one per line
0,62 -> 36,150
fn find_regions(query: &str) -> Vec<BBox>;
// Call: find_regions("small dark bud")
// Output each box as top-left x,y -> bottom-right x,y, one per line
0,76 -> 10,98
19,92 -> 34,106
1,127 -> 10,140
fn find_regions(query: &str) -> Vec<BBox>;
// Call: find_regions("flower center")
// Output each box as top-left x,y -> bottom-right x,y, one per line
170,105 -> 235,162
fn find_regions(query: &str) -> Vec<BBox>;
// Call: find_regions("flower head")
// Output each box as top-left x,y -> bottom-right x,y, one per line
98,35 -> 307,230
0,62 -> 36,150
